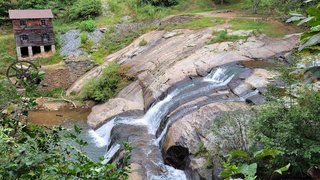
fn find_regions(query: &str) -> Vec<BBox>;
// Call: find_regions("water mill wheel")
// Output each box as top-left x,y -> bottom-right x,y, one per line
6,61 -> 41,88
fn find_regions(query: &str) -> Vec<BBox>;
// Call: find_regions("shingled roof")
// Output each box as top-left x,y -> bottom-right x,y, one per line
9,9 -> 54,19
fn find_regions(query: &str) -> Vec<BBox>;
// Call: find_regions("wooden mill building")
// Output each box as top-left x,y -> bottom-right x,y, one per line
9,9 -> 55,60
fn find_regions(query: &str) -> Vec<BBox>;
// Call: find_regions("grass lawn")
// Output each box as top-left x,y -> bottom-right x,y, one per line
229,18 -> 292,38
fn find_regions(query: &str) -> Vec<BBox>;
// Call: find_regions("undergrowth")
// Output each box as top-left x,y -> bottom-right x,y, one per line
209,30 -> 247,44
79,61 -> 133,102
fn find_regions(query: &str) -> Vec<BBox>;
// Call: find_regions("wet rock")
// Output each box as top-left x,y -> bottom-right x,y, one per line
164,146 -> 189,170
162,102 -> 248,179
245,93 -> 265,105
129,163 -> 144,180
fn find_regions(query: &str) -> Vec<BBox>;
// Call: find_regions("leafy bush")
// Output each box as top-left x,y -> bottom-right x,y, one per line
220,149 -> 290,180
79,20 -> 96,32
251,89 -> 320,177
80,62 -> 132,102
0,78 -> 132,179
139,0 -> 179,7
80,32 -> 88,44
139,39 -> 148,46
287,2 -> 320,51
69,0 -> 102,20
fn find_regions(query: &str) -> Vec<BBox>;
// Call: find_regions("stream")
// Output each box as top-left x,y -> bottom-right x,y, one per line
88,63 -> 256,179
29,63 -> 259,179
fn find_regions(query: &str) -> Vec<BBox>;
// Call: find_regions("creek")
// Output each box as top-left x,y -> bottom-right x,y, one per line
29,63 -> 260,179
88,63 -> 257,179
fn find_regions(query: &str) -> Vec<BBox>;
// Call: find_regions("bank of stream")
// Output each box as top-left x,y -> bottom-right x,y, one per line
28,108 -> 106,161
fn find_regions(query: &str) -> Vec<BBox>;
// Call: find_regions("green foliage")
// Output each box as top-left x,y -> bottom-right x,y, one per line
287,2 -> 320,51
140,0 -> 179,7
0,79 -> 19,110
79,20 -> 97,32
0,77 -> 132,179
80,61 -> 132,101
80,32 -> 88,44
35,88 -> 65,99
251,89 -> 320,177
244,0 -> 318,15
139,39 -> 148,46
34,53 -> 64,66
209,30 -> 247,44
69,0 -> 102,20
220,149 -> 289,180
211,110 -> 253,152
0,34 -> 15,75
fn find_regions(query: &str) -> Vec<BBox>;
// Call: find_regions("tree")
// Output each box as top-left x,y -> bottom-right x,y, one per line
251,0 -> 261,14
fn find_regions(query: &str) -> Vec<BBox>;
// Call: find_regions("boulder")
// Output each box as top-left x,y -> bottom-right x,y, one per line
162,102 -> 248,179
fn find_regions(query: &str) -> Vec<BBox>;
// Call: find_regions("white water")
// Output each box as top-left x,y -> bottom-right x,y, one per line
102,143 -> 121,164
89,66 -> 239,179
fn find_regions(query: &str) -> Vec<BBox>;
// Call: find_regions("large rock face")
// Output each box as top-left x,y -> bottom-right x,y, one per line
67,19 -> 299,129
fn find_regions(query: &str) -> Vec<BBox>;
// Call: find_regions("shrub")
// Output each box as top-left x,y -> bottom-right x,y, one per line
69,0 -> 102,20
251,89 -> 320,177
80,62 -> 132,102
80,32 -> 88,43
79,20 -> 96,32
139,39 -> 148,46
140,0 -> 179,7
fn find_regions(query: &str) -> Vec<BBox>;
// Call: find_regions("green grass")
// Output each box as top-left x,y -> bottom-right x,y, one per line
229,18 -> 287,38
171,0 -> 215,13
91,24 -> 157,63
0,35 -> 16,75
33,53 -> 64,66
139,39 -> 148,46
209,30 -> 247,44
164,17 -> 225,31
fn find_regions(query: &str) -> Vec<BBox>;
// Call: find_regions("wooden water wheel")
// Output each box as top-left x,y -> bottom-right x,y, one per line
6,61 -> 40,88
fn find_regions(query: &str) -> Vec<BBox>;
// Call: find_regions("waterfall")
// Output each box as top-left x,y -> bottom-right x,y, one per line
89,65 -> 240,179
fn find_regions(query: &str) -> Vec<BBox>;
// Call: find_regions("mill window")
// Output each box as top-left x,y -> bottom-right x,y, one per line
20,35 -> 28,41
20,20 -> 26,26
43,34 -> 49,41
41,19 -> 46,25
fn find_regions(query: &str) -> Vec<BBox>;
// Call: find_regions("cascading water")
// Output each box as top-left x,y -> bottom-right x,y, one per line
88,64 -> 254,179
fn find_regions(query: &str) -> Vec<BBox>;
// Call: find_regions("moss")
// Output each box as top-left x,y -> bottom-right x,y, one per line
209,30 -> 247,44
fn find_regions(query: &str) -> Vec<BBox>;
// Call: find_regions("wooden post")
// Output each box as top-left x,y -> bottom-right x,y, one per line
16,47 -> 22,60
51,45 -> 56,53
28,46 -> 33,57
40,46 -> 45,54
